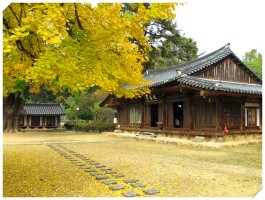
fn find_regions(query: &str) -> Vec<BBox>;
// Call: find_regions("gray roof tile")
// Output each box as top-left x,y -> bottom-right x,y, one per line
178,76 -> 262,95
143,44 -> 262,95
23,103 -> 66,116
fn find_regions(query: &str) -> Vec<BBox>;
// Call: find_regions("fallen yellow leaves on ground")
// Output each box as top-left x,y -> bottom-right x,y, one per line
3,132 -> 262,197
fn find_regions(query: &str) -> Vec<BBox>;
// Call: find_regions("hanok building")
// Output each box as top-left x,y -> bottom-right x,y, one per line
101,44 -> 262,141
19,103 -> 66,129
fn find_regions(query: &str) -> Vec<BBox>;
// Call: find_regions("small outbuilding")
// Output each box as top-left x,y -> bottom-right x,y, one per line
101,44 -> 262,141
19,103 -> 66,129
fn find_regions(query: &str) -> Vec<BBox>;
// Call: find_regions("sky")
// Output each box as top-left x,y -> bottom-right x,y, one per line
174,0 -> 265,58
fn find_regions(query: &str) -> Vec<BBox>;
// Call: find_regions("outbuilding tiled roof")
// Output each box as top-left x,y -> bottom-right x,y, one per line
23,103 -> 66,116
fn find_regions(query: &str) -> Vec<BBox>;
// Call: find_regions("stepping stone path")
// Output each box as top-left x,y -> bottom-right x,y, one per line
109,185 -> 125,191
106,170 -> 117,174
102,180 -> 117,185
96,165 -> 106,168
122,191 -> 139,197
76,163 -> 85,166
47,144 -> 161,197
81,166 -> 91,169
143,189 -> 160,195
91,172 -> 101,176
123,179 -> 137,183
102,168 -> 112,171
131,183 -> 146,188
114,174 -> 125,178
96,175 -> 108,180
86,169 -> 96,172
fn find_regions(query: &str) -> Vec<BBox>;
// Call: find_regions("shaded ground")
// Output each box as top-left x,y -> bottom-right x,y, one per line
3,132 -> 262,197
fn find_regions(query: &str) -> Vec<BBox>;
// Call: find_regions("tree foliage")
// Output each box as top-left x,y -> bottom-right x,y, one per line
3,3 -> 177,132
121,3 -> 198,70
145,20 -> 198,70
3,3 -> 177,99
243,49 -> 262,79
64,91 -> 115,123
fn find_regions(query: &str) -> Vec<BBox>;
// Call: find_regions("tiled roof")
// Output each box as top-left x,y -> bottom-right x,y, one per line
143,44 -> 262,94
175,44 -> 233,74
178,75 -> 262,95
23,103 -> 66,116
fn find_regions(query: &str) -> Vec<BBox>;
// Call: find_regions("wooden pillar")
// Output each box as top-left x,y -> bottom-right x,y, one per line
125,105 -> 129,126
189,98 -> 194,130
240,102 -> 245,131
140,100 -> 145,129
259,99 -> 262,130
40,116 -> 43,128
162,99 -> 167,130
216,97 -> 222,131
58,116 -> 61,128
29,116 -> 31,127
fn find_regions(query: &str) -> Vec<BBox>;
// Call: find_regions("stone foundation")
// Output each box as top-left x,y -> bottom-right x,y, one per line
114,129 -> 262,143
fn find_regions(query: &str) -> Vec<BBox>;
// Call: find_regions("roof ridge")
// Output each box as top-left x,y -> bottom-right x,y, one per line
144,43 -> 232,75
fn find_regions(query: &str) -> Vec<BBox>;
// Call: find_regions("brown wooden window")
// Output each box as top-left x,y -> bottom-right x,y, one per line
129,105 -> 141,126
47,116 -> 56,127
245,107 -> 260,128
223,102 -> 241,129
31,116 -> 40,127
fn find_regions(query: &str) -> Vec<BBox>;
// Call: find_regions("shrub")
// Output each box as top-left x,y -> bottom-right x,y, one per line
64,122 -> 75,130
64,121 -> 115,132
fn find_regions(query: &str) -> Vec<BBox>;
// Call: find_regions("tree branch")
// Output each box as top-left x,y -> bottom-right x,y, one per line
74,3 -> 84,30
8,5 -> 21,26
16,40 -> 35,59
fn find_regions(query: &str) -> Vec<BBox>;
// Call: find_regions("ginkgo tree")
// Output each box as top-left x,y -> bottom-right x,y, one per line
3,3 -> 177,132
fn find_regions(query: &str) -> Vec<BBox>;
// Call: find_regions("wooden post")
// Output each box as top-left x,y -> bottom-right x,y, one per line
189,98 -> 194,130
162,98 -> 167,130
58,116 -> 61,128
259,99 -> 262,130
140,99 -> 145,129
125,105 -> 129,126
216,97 -> 222,131
240,102 -> 245,131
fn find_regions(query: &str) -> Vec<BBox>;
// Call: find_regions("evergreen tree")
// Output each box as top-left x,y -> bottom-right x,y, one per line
243,49 -> 262,79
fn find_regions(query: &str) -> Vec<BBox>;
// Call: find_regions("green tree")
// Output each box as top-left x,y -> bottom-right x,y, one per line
3,3 -> 176,132
122,4 -> 198,70
145,20 -> 198,70
243,49 -> 262,79
64,91 -> 115,122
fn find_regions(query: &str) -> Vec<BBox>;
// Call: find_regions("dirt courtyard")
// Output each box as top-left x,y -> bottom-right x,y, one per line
3,132 -> 262,197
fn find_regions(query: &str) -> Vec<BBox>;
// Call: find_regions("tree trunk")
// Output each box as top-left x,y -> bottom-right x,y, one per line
3,94 -> 24,133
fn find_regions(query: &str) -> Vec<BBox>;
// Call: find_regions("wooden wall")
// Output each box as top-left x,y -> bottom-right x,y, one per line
118,106 -> 128,126
195,102 -> 216,128
144,104 -> 151,127
193,58 -> 258,84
